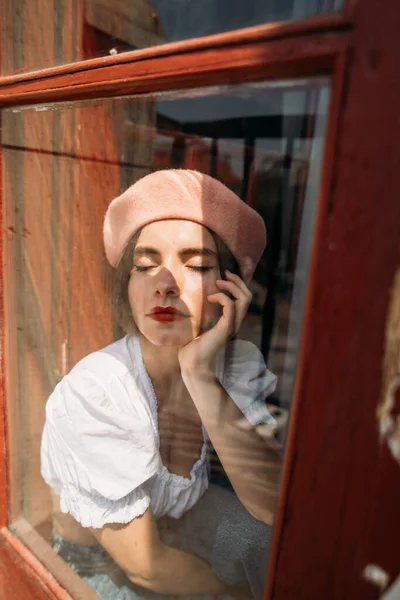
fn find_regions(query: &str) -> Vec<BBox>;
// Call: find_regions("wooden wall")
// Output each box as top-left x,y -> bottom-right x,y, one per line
1,0 -> 156,534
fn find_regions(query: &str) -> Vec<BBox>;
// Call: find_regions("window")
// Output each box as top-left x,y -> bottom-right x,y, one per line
1,1 -> 399,599
3,78 -> 329,598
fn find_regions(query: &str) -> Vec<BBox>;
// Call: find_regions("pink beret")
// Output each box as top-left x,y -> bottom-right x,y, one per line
103,169 -> 266,283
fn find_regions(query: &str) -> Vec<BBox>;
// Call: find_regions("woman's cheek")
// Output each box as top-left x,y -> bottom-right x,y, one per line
189,276 -> 215,310
128,280 -> 146,321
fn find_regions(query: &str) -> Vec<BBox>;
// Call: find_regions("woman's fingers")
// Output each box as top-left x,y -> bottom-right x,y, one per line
215,275 -> 252,333
179,277 -> 251,371
225,270 -> 252,299
216,279 -> 252,305
209,287 -> 248,335
207,292 -> 236,337
207,292 -> 235,311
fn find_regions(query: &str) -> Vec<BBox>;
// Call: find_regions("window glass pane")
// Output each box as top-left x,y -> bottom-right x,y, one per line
1,0 -> 343,76
3,78 -> 330,598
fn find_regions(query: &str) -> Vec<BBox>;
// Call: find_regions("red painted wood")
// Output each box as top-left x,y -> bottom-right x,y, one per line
264,48 -> 349,599
0,24 -> 351,108
268,0 -> 400,598
1,528 -> 72,600
0,12 -> 351,85
344,0 -> 358,18
1,2 -> 399,600
0,534 -> 58,599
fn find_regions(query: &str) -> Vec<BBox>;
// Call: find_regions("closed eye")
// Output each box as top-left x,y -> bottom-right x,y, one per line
132,265 -> 154,272
132,265 -> 215,273
187,266 -> 214,272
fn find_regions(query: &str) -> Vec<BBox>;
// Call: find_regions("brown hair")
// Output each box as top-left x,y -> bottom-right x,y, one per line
112,225 -> 241,335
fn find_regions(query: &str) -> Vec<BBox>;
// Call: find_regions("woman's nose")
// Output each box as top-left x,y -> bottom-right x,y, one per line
155,267 -> 180,297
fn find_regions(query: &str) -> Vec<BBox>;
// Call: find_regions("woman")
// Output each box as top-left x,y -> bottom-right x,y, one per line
41,169 -> 283,599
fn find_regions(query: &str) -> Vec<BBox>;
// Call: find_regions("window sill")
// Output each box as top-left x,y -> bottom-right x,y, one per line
0,533 -> 58,599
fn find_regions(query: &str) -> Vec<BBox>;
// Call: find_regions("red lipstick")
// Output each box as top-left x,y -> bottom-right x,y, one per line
148,306 -> 187,323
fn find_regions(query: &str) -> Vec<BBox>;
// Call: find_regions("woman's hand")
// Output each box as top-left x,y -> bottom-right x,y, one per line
178,270 -> 252,374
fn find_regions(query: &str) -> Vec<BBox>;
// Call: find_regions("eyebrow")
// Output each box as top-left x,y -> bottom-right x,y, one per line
133,246 -> 160,257
180,247 -> 217,259
134,246 -> 217,258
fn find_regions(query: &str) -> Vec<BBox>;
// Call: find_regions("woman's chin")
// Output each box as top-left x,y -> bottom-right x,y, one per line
148,334 -> 194,347
139,324 -> 197,348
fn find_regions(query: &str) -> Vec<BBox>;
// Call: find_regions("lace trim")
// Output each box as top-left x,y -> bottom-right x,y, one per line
158,448 -> 208,487
59,487 -> 151,529
241,400 -> 277,426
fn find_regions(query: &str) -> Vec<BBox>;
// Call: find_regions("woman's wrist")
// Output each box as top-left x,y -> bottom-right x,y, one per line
180,366 -> 223,409
180,362 -> 215,381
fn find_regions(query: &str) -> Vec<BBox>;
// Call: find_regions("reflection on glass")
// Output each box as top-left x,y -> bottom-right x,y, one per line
1,0 -> 343,75
3,79 -> 330,599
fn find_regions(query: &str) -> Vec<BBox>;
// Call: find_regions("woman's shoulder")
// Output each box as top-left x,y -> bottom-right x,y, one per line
68,336 -> 133,382
47,336 -> 147,416
225,339 -> 276,384
215,339 -> 278,420
214,338 -> 267,375
227,338 -> 265,362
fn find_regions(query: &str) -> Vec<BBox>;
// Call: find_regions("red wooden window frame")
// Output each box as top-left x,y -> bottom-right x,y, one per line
1,1 -> 400,598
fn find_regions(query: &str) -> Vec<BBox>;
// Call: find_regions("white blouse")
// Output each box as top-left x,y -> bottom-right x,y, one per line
41,336 -> 277,529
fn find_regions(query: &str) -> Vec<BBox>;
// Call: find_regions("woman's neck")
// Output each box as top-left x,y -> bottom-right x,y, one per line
139,335 -> 181,385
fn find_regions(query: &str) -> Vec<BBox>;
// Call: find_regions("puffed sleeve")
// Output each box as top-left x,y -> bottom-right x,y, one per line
40,353 -> 161,528
218,340 -> 278,428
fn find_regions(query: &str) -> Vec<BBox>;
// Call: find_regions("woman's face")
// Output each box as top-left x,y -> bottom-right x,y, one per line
128,220 -> 222,346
